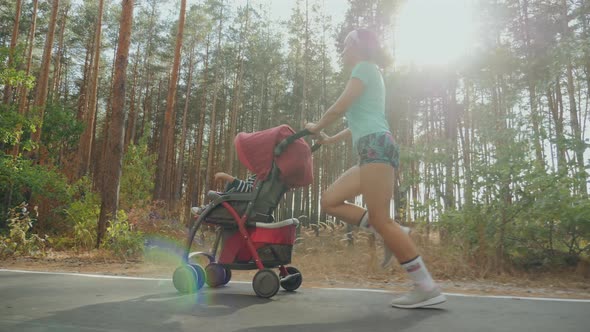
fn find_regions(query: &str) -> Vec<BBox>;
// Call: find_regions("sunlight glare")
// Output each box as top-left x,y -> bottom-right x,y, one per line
394,0 -> 476,66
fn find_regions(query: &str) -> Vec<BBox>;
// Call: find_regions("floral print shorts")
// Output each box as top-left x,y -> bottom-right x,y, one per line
356,132 -> 400,168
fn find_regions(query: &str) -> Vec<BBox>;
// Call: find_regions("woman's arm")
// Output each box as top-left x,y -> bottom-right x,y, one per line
307,78 -> 364,133
324,128 -> 351,144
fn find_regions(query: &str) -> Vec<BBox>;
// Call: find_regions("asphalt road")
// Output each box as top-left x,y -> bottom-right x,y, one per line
1,270 -> 589,332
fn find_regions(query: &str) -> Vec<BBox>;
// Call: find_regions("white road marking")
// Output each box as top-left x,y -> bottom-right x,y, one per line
0,268 -> 170,281
2,269 -> 589,303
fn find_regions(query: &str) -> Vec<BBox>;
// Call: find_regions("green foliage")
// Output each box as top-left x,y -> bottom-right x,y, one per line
0,203 -> 48,258
439,171 -> 590,270
0,108 -> 39,151
510,173 -> 590,264
40,103 -> 85,157
119,142 -> 156,209
0,153 -> 71,224
63,178 -> 100,251
103,210 -> 144,259
0,45 -> 35,90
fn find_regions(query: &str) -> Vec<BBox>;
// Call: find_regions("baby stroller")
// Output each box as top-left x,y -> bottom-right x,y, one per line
172,125 -> 318,298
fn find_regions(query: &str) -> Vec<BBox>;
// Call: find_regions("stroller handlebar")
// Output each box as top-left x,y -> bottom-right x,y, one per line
274,129 -> 319,156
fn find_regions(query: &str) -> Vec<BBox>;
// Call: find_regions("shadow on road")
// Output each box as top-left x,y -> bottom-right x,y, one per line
233,308 -> 447,332
13,287 -> 274,331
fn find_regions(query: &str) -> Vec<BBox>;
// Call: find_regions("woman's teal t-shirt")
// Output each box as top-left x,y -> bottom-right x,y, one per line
346,61 -> 390,146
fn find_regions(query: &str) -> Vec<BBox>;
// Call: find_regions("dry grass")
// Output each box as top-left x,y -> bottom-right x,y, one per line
291,225 -> 475,282
2,223 -> 589,298
287,225 -> 590,293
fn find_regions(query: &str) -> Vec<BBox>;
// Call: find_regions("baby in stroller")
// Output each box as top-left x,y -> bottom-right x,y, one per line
174,125 -> 316,298
216,172 -> 257,193
191,172 -> 257,217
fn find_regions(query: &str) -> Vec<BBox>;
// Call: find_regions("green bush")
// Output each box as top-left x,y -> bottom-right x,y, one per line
119,142 -> 156,210
0,109 -> 37,148
0,152 -> 71,229
63,191 -> 100,251
103,210 -> 144,259
438,172 -> 590,271
0,44 -> 35,90
39,103 -> 84,163
0,202 -> 48,258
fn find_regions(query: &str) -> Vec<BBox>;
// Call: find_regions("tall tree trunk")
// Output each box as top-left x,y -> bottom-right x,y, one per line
124,47 -> 141,149
2,0 -> 22,105
205,3 -> 225,191
184,130 -> 197,225
97,0 -> 134,248
154,0 -> 186,202
228,2 -> 250,174
560,0 -> 587,195
215,78 -> 227,184
493,74 -> 513,274
174,41 -> 196,205
94,33 -> 121,192
583,10 -> 590,178
16,0 -> 38,115
549,79 -> 567,175
293,0 -> 310,219
460,81 -> 473,208
50,4 -> 69,103
76,35 -> 93,122
193,36 -> 210,206
149,77 -> 164,154
12,0 -> 38,157
138,1 -> 158,143
30,0 -> 60,155
444,80 -> 457,210
520,0 -> 545,171
77,0 -> 104,179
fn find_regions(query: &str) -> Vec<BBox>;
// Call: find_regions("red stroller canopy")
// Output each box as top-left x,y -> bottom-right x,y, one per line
234,125 -> 313,188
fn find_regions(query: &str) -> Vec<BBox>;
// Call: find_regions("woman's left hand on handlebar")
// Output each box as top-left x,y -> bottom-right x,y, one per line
305,123 -> 331,144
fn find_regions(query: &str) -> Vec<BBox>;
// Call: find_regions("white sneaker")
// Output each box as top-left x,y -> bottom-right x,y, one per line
191,207 -> 202,215
390,286 -> 447,309
381,225 -> 411,268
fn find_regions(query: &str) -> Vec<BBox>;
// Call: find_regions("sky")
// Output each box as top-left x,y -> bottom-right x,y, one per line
394,0 -> 477,66
72,0 -> 479,68
225,0 -> 478,68
166,0 -> 347,29
253,0 -> 347,25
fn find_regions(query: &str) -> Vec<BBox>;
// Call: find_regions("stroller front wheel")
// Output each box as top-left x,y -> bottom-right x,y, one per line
172,264 -> 205,293
205,263 -> 226,288
222,267 -> 232,285
252,269 -> 280,298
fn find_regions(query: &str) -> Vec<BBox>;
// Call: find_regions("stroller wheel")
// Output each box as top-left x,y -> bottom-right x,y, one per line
222,267 -> 232,285
172,264 -> 205,293
188,252 -> 214,267
191,264 -> 206,290
205,263 -> 226,288
280,266 -> 302,292
252,269 -> 280,298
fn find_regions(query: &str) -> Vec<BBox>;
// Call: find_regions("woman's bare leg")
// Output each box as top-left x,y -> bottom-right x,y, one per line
358,163 -> 417,262
320,166 -> 365,225
359,163 -> 446,308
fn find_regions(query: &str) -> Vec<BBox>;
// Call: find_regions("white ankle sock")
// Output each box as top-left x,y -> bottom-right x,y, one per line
401,256 -> 436,291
